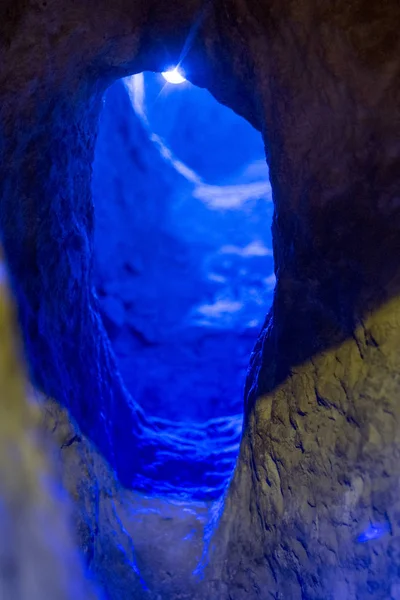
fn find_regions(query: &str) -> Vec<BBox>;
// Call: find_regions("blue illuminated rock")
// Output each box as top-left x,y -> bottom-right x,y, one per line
93,78 -> 273,422
1,1 -> 400,599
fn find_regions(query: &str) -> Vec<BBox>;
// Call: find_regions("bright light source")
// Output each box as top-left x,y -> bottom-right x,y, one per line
161,68 -> 186,85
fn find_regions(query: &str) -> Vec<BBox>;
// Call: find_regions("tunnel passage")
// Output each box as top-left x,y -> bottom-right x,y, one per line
91,73 -> 274,496
2,1 -> 400,596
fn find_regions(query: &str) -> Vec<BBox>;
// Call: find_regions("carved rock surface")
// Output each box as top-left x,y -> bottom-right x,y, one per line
0,1 -> 400,599
43,398 -> 210,600
0,266 -> 98,599
92,77 -> 273,423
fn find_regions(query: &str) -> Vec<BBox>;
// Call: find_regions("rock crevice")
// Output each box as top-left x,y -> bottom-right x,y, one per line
0,0 -> 400,598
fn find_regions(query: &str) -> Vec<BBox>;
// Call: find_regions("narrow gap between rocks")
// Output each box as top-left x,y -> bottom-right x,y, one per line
92,72 -> 274,498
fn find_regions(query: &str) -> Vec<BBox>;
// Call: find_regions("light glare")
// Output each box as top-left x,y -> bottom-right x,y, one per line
162,68 -> 186,85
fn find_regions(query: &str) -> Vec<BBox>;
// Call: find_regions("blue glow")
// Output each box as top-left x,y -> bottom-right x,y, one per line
162,68 -> 186,84
357,521 -> 391,543
92,75 -> 273,499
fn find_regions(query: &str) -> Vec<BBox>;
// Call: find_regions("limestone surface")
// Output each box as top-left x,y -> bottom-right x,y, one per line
0,0 -> 400,598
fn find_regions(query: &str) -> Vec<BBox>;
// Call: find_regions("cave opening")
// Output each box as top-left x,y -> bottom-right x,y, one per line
91,72 -> 274,498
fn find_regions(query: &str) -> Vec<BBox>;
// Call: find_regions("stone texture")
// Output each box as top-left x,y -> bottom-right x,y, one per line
0,0 -> 400,599
201,3 -> 400,598
0,263 -> 98,599
43,398 -> 210,599
208,301 -> 400,598
93,77 -> 273,423
0,0 -> 246,500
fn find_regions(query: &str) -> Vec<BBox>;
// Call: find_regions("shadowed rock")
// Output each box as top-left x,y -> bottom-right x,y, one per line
0,263 -> 98,599
0,0 -> 400,598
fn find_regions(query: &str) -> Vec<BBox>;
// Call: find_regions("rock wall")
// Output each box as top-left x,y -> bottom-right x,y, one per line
1,1 -> 400,599
92,77 -> 273,423
0,262 -> 99,600
202,2 -> 400,598
42,397 -> 211,600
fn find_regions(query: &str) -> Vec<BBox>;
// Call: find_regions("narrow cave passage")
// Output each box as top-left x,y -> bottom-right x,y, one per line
91,72 -> 274,497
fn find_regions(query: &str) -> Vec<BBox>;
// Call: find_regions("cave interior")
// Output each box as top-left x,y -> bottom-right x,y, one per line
0,1 -> 400,599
